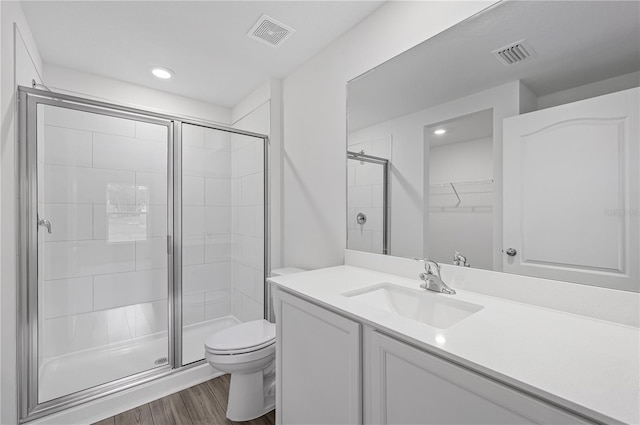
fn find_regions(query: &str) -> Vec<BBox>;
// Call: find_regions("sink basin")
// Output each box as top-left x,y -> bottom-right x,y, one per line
343,283 -> 483,329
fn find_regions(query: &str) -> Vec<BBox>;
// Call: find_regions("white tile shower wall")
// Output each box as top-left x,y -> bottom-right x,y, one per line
42,105 -> 170,357
230,133 -> 265,322
181,124 -> 233,324
93,269 -> 167,311
43,300 -> 169,358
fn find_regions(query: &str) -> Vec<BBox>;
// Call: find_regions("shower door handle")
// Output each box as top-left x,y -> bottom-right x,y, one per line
38,218 -> 52,234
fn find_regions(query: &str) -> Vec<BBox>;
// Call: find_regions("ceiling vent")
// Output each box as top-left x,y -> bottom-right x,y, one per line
247,14 -> 295,48
492,39 -> 537,66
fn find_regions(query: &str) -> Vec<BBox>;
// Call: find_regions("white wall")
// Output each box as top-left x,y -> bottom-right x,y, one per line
282,1 -> 497,271
44,64 -> 231,125
428,136 -> 493,269
1,2 -> 44,423
232,79 -> 283,274
538,71 -> 640,110
232,81 -> 272,126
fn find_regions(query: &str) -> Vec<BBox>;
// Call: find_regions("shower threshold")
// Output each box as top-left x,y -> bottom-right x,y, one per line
38,316 -> 239,403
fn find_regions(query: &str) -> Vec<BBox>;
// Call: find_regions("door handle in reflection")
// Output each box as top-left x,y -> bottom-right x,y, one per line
505,248 -> 517,257
38,218 -> 52,234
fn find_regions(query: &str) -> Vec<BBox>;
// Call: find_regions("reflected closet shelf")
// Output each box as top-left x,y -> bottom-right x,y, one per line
429,179 -> 494,207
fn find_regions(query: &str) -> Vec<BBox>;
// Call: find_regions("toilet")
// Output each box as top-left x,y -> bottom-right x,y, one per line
205,267 -> 306,421
205,320 -> 276,421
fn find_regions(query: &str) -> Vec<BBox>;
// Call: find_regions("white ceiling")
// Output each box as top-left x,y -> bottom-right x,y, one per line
426,108 -> 493,148
22,1 -> 384,108
348,0 -> 640,131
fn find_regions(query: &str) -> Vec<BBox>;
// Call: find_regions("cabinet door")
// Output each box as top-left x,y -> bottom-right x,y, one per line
365,330 -> 592,425
274,288 -> 361,425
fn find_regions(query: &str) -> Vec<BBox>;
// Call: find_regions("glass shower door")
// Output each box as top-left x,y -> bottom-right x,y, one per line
34,102 -> 173,403
180,123 -> 266,365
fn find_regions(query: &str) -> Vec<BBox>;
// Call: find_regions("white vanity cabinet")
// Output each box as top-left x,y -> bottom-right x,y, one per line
274,286 -> 597,425
364,329 -> 592,425
273,288 -> 362,425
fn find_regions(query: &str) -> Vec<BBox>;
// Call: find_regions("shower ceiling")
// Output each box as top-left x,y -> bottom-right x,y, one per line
21,1 -> 383,108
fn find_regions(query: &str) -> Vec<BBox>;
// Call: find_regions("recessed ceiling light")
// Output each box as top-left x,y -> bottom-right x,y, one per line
151,67 -> 173,79
434,129 -> 446,135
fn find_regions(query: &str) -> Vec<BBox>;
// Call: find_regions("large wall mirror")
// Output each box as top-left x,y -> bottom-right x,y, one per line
346,0 -> 640,292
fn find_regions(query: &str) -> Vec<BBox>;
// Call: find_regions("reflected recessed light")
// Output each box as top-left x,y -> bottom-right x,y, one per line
434,129 -> 446,135
435,334 -> 446,345
151,67 -> 173,79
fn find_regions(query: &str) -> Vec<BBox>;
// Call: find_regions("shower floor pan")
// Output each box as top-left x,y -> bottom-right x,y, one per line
38,316 -> 239,403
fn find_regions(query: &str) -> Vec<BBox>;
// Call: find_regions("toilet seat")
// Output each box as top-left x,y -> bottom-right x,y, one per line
205,319 -> 275,355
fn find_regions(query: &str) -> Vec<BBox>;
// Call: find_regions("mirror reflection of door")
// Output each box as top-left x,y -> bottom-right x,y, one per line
425,109 -> 494,269
503,88 -> 639,291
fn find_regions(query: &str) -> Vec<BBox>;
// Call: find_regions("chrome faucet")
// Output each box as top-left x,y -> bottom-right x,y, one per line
415,259 -> 456,295
453,251 -> 469,267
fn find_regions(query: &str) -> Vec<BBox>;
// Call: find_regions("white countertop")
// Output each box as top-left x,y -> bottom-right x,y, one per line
269,265 -> 640,424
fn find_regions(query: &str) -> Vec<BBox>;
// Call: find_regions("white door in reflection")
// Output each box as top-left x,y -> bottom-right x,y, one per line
503,88 -> 639,291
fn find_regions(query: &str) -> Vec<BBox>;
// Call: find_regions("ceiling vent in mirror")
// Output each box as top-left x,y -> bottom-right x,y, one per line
247,14 -> 295,48
492,39 -> 537,65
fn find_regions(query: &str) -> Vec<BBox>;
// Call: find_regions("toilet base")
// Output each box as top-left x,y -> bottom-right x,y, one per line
226,368 -> 276,421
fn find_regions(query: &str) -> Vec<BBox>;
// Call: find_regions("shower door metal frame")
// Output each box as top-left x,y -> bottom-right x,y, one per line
17,86 -> 271,422
346,151 -> 389,255
18,89 -> 177,421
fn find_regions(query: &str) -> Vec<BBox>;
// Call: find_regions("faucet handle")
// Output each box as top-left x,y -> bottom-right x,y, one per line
413,258 -> 440,274
413,258 -> 428,271
453,251 -> 469,267
426,260 -> 440,275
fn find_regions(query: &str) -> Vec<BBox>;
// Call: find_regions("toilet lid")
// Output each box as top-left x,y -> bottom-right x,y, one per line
205,319 -> 276,354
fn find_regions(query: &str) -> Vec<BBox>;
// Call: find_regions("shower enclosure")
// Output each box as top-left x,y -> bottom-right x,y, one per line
17,87 -> 268,421
346,151 -> 388,254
